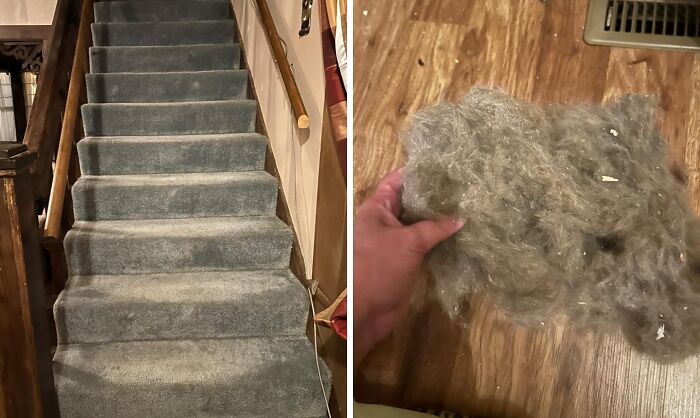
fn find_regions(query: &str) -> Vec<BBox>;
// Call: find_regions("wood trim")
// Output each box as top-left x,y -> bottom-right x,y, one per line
312,107 -> 347,300
0,144 -> 59,418
253,0 -> 310,129
0,25 -> 52,41
309,106 -> 348,418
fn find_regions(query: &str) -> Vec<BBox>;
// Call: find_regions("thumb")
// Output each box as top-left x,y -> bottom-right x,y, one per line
406,217 -> 465,254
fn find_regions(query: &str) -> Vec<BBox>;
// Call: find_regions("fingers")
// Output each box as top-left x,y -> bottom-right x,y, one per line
366,168 -> 404,219
406,217 -> 465,254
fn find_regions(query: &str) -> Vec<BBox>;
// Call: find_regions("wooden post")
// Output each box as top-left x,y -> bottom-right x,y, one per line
0,143 -> 59,418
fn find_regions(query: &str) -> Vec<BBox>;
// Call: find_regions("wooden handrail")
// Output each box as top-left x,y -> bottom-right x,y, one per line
254,0 -> 310,129
43,0 -> 92,241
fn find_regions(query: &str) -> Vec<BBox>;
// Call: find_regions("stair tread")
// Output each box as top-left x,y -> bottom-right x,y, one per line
76,170 -> 274,186
94,0 -> 231,23
65,216 -> 292,275
81,132 -> 265,142
72,170 -> 278,220
58,269 -> 301,305
96,0 -> 228,6
92,19 -> 233,26
55,269 -> 308,343
86,70 -> 248,102
54,336 -> 328,417
91,43 -> 239,49
86,69 -> 245,76
77,134 -> 267,175
70,215 -> 289,237
89,44 -> 240,73
97,0 -> 227,2
54,336 -> 319,382
82,100 -> 256,136
83,99 -> 255,107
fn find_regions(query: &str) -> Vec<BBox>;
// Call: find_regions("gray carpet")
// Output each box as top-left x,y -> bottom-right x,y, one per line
53,1 -> 329,416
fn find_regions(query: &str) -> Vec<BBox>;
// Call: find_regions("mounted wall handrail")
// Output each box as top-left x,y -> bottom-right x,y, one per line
254,0 -> 310,129
44,0 -> 92,242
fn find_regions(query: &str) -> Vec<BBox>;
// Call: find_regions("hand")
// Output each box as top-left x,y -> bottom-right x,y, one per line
353,168 -> 464,367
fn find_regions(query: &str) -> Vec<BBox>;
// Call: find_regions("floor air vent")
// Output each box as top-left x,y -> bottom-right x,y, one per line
584,0 -> 700,51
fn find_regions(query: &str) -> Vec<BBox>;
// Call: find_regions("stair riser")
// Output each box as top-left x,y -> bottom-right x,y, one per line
72,176 -> 278,221
65,229 -> 292,276
55,279 -> 307,344
77,135 -> 267,175
92,21 -> 235,46
94,1 -> 231,23
82,101 -> 256,136
86,72 -> 248,103
90,45 -> 240,73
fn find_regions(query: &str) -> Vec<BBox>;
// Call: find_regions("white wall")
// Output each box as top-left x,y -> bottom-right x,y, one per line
231,0 -> 325,276
0,0 -> 57,25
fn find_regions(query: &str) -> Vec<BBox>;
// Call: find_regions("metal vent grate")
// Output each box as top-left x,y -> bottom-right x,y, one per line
585,0 -> 700,51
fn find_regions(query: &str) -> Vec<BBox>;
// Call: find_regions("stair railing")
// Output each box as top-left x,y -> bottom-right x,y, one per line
43,0 -> 93,291
253,0 -> 310,129
24,0 -> 83,206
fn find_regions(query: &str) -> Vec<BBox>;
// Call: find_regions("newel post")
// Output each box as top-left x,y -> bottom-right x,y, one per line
0,143 -> 59,418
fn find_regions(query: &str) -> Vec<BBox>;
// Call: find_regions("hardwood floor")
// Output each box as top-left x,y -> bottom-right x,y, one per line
353,1 -> 700,417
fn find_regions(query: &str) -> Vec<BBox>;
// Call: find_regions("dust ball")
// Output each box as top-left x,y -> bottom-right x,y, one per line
401,87 -> 700,362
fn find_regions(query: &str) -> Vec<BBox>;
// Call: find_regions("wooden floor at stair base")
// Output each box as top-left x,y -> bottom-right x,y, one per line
353,1 -> 700,417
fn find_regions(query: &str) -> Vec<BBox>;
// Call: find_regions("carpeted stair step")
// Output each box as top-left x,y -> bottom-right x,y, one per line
77,133 -> 267,175
94,0 -> 230,23
82,101 -> 255,136
65,216 -> 292,276
86,71 -> 248,103
72,171 -> 277,221
92,21 -> 235,46
90,44 -> 240,73
54,269 -> 307,344
54,336 -> 329,417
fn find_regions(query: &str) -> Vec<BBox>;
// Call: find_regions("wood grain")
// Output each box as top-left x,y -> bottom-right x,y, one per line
353,1 -> 700,417
0,146 -> 59,418
23,0 -> 81,205
43,0 -> 92,241
253,0 -> 310,128
312,108 -> 348,417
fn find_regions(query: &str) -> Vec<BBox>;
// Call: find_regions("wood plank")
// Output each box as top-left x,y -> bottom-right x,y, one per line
0,146 -> 59,418
0,177 -> 41,418
688,55 -> 700,217
353,1 -> 700,416
312,108 -> 348,416
0,25 -> 52,41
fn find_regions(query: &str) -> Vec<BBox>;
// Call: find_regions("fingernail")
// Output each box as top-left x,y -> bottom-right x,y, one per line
452,219 -> 465,229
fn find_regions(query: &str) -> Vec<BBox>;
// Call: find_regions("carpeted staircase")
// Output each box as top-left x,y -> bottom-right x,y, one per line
52,1 -> 329,416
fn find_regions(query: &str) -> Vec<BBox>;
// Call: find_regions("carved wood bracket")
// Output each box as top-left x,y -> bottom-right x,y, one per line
0,41 -> 43,74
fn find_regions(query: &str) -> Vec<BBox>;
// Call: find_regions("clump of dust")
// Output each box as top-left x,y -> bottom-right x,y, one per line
401,87 -> 700,362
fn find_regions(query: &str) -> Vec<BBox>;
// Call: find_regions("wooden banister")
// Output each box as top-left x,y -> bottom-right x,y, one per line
43,0 -> 92,242
0,144 -> 60,418
254,0 -> 310,129
23,0 -> 82,204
